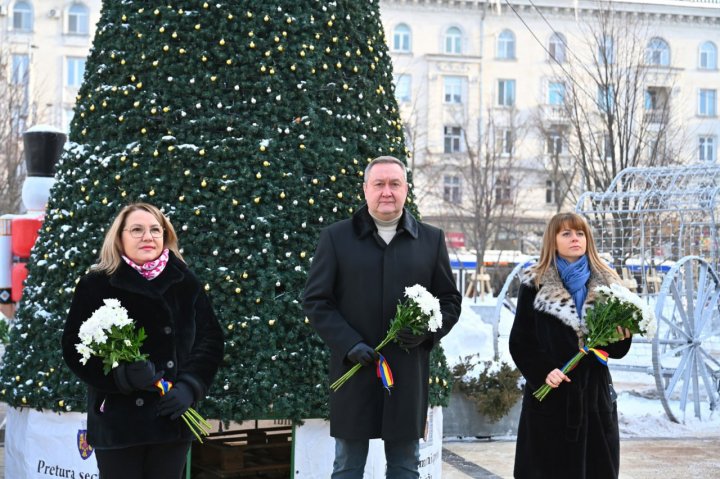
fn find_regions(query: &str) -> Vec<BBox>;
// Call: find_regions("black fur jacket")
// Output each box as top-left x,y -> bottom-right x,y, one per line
61,252 -> 224,449
509,263 -> 632,479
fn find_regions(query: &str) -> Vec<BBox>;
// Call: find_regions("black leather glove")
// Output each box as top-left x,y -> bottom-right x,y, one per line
157,382 -> 195,420
346,342 -> 379,367
113,361 -> 164,393
396,328 -> 432,349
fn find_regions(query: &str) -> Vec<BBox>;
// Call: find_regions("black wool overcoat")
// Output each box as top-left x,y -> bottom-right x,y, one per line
303,205 -> 462,442
61,252 -> 224,449
509,264 -> 632,479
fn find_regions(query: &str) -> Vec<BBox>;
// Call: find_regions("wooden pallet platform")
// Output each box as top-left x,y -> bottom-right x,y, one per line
191,425 -> 292,478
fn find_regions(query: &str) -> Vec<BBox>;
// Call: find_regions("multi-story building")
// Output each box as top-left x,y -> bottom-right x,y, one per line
0,1 -> 101,214
380,0 -> 720,253
1,0 -> 101,132
2,0 -> 719,254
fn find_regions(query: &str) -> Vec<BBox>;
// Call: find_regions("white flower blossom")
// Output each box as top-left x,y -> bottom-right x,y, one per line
404,284 -> 443,332
593,284 -> 656,339
75,298 -> 144,370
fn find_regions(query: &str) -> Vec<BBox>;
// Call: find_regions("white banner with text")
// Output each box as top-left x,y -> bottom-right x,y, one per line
5,407 -> 99,479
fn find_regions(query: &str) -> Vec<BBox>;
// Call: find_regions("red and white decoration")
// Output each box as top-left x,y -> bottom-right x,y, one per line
0,125 -> 66,305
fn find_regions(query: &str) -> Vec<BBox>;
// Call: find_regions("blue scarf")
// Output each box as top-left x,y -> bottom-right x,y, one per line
556,255 -> 591,318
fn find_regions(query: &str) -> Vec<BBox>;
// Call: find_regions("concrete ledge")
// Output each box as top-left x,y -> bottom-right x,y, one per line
443,392 -> 520,438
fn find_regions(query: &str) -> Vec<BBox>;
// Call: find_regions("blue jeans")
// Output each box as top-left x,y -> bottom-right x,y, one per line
331,437 -> 420,479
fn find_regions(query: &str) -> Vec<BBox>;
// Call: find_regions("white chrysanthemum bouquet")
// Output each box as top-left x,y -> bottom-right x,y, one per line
76,298 -> 148,374
330,284 -> 442,391
534,283 -> 656,401
76,298 -> 211,442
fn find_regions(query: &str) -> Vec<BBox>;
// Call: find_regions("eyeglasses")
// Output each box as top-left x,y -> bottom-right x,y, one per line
123,226 -> 164,239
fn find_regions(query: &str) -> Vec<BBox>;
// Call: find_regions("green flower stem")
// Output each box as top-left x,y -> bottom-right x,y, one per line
187,407 -> 212,431
330,332 -> 398,391
179,407 -> 213,443
533,349 -> 586,401
329,294 -> 437,392
180,414 -> 204,443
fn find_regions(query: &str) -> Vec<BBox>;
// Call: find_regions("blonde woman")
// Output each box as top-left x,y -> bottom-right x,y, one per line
509,212 -> 632,479
62,203 -> 223,479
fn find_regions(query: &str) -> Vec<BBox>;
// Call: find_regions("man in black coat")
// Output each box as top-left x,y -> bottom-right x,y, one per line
303,156 -> 461,478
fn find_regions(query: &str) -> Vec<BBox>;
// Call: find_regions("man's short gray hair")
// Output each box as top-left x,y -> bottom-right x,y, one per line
363,156 -> 408,183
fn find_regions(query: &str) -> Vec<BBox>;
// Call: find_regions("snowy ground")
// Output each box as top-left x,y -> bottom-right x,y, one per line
441,297 -> 720,439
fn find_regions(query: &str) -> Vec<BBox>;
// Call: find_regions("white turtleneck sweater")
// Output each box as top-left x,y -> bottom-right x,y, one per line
369,212 -> 401,244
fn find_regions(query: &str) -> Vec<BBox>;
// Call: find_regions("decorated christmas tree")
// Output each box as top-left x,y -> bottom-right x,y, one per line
0,0 -> 452,421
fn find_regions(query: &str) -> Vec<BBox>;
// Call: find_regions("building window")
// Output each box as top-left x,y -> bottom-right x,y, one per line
546,133 -> 563,156
548,32 -> 566,63
444,27 -> 462,55
699,41 -> 717,70
68,3 -> 90,35
645,87 -> 669,123
497,30 -> 516,59
699,89 -> 717,117
66,57 -> 86,88
11,55 -> 30,85
699,136 -> 716,162
646,37 -> 670,67
599,35 -> 614,65
597,85 -> 614,113
548,81 -> 565,106
495,176 -> 512,205
498,129 -> 513,156
546,180 -> 557,205
13,1 -> 33,31
443,175 -> 462,204
497,79 -> 515,107
444,126 -> 463,153
393,24 -> 411,52
443,76 -> 464,104
394,74 -> 411,103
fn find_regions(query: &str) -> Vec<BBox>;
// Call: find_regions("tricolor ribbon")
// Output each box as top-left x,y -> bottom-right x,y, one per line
376,354 -> 394,392
155,378 -> 173,396
153,377 -> 211,443
562,346 -> 609,373
582,346 -> 609,366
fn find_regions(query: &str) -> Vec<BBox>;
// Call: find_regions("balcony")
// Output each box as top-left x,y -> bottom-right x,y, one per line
542,105 -> 569,124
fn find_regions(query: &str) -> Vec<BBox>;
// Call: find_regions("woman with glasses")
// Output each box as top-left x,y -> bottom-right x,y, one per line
61,202 -> 224,479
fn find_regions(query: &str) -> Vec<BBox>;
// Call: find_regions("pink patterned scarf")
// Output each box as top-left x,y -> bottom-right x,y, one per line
122,249 -> 170,280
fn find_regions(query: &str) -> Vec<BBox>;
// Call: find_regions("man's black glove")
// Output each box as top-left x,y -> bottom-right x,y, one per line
346,342 -> 379,367
113,361 -> 164,393
396,328 -> 432,349
157,382 -> 195,420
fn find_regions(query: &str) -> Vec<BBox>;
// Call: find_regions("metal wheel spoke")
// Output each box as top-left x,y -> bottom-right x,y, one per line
657,341 -> 692,362
692,351 -> 701,419
683,262 -> 696,329
697,346 -> 720,369
678,350 -> 695,415
695,352 -> 718,408
669,281 -> 692,338
665,347 -> 693,399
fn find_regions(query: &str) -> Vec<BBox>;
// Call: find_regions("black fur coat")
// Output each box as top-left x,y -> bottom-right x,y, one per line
61,252 -> 224,449
509,264 -> 632,478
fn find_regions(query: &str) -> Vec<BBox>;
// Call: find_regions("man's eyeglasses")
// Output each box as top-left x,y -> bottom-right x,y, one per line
123,226 -> 164,239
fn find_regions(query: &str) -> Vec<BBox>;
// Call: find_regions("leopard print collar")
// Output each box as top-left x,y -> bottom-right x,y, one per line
521,264 -> 619,338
